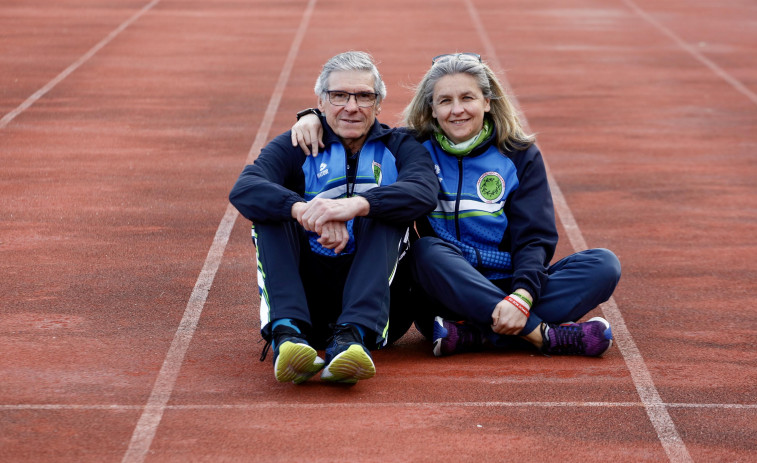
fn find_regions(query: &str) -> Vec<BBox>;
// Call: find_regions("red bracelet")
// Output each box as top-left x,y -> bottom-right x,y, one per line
505,295 -> 530,318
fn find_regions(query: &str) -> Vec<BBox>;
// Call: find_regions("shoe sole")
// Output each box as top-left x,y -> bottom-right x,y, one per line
274,341 -> 325,384
586,316 -> 613,356
321,344 -> 376,384
432,316 -> 448,357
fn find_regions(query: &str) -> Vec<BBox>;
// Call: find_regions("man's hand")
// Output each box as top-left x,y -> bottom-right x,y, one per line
491,298 -> 528,335
291,113 -> 324,156
316,221 -> 349,254
290,197 -> 370,254
296,197 -> 369,235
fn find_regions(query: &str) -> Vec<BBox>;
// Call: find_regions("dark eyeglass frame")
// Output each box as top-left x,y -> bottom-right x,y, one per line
324,90 -> 379,108
431,52 -> 482,65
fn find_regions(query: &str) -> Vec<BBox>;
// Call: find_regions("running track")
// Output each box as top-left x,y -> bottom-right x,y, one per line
1,0 -> 755,461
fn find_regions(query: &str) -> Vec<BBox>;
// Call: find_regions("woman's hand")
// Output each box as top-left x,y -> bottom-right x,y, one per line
491,298 -> 528,335
291,113 -> 324,156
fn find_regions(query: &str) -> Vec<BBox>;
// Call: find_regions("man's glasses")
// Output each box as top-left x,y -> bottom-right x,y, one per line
431,53 -> 482,65
325,90 -> 378,107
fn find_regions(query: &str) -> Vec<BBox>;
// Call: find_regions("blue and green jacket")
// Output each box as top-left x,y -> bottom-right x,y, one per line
416,131 -> 558,300
229,116 -> 439,256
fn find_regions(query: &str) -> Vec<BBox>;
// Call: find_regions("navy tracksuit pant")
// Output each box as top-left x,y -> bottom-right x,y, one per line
409,236 -> 621,347
253,218 -> 413,350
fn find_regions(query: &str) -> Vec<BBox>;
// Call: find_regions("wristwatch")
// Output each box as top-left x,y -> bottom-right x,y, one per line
296,108 -> 321,120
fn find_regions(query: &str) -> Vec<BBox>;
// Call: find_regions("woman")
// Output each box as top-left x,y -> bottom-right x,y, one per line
292,53 -> 621,357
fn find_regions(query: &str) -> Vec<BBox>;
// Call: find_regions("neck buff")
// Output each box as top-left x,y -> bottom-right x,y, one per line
434,118 -> 493,157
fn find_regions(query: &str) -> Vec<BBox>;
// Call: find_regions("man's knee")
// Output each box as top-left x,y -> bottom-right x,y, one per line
254,221 -> 303,249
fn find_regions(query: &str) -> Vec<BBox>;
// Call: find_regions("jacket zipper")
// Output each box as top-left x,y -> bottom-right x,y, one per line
346,147 -> 359,197
456,155 -> 482,268
455,157 -> 463,241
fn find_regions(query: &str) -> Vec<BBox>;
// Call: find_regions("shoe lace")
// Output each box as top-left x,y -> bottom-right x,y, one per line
259,340 -> 271,362
544,323 -> 585,355
261,325 -> 306,362
328,323 -> 361,346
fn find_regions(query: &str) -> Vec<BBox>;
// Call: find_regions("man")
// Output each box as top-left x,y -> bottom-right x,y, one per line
229,51 -> 438,385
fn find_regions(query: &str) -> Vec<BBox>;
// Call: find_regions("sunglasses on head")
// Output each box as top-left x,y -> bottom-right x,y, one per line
431,53 -> 482,65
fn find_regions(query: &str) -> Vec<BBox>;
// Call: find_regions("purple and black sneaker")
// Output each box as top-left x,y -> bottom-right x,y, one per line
541,317 -> 613,357
432,316 -> 485,357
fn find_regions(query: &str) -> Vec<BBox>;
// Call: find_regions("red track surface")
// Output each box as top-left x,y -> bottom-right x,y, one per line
2,0 -> 755,462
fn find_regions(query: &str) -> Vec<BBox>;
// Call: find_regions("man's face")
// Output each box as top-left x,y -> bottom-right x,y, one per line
318,70 -> 380,153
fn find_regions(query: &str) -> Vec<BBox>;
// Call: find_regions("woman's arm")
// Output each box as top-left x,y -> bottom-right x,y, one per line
506,145 -> 558,304
290,112 -> 324,156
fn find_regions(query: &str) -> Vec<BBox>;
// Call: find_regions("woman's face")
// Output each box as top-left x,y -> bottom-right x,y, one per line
431,73 -> 491,144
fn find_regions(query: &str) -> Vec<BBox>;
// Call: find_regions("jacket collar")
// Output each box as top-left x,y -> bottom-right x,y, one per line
429,125 -> 498,158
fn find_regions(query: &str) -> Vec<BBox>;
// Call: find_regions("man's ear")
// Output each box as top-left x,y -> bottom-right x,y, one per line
317,97 -> 325,112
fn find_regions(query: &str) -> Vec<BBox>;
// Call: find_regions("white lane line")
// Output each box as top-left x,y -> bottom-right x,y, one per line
4,402 -> 755,411
2,405 -> 145,410
0,0 -> 162,130
665,403 -> 757,409
464,1 -> 692,462
621,0 -> 757,107
120,1 -> 318,461
121,204 -> 237,463
166,402 -> 757,410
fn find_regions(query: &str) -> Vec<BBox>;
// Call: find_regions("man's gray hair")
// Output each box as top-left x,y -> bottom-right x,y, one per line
314,51 -> 386,102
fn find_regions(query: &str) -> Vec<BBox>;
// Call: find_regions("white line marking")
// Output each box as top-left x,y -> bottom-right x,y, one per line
121,204 -> 237,462
2,405 -> 145,410
665,403 -> 757,409
464,0 -> 692,462
0,0 -> 162,130
120,1 -> 317,462
4,402 -> 755,411
620,0 -> 757,107
168,401 -> 757,410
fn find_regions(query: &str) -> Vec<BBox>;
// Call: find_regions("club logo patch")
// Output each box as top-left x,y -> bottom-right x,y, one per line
477,171 -> 505,203
372,161 -> 382,185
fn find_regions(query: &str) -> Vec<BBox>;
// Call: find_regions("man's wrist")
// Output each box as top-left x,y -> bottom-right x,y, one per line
291,201 -> 306,219
350,195 -> 370,217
